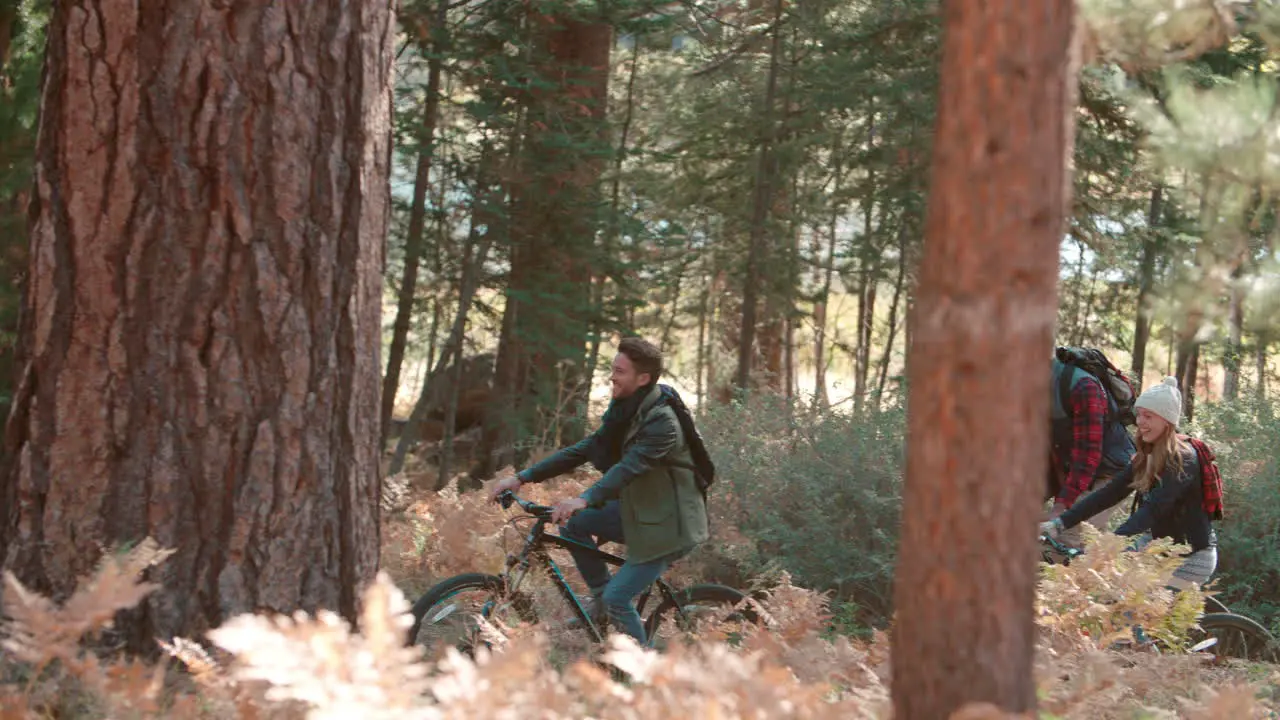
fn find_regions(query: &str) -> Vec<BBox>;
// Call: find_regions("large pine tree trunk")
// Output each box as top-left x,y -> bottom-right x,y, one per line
0,1 -> 393,647
891,0 -> 1078,717
506,12 -> 610,445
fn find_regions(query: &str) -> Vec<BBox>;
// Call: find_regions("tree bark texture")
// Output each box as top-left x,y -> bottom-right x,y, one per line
891,0 -> 1078,717
1,0 -> 393,646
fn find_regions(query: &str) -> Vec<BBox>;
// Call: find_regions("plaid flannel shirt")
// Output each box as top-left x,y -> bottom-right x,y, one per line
1058,377 -> 1107,508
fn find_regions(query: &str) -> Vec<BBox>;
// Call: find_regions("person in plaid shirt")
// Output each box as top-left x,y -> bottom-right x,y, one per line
1046,356 -> 1136,545
1042,376 -> 1221,590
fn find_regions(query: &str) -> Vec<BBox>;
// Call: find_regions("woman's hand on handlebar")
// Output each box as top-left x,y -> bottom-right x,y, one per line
489,473 -> 522,503
1039,517 -> 1064,540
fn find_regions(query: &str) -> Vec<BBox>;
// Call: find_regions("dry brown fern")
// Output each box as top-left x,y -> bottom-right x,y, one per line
207,571 -> 432,720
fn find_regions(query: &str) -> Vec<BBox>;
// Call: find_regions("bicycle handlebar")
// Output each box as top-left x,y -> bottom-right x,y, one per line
1040,533 -> 1083,559
497,490 -> 553,519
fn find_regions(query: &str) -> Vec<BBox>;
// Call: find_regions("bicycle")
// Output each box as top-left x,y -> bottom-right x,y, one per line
405,490 -> 759,655
1040,533 -> 1279,663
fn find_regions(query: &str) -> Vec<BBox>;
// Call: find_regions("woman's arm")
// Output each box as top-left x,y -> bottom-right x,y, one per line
1058,461 -> 1136,529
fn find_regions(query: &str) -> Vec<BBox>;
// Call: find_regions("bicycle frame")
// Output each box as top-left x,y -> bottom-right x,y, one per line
501,503 -> 686,644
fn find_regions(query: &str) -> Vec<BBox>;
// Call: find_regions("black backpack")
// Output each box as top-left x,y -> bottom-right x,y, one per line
656,384 -> 716,498
1055,346 -> 1138,426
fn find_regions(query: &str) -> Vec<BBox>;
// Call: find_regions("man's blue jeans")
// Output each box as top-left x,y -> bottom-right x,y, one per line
559,500 -> 687,645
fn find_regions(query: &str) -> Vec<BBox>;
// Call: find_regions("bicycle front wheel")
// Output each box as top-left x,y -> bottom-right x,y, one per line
643,583 -> 761,648
407,572 -> 539,656
1195,612 -> 1280,663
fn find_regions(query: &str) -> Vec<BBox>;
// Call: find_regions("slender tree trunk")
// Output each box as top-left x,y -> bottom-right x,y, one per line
380,0 -> 448,446
854,148 -> 877,413
892,0 -> 1079,717
471,101 -> 526,481
1183,342 -> 1201,422
785,212 -> 800,403
0,0 -> 393,648
1175,335 -> 1195,391
696,272 -> 711,407
1132,185 -> 1163,385
736,0 -> 785,392
425,298 -> 442,381
587,36 -> 642,382
660,250 -> 688,351
1257,334 -> 1269,401
707,273 -> 723,403
784,308 -> 796,403
813,167 -> 841,410
1076,262 -> 1101,345
437,222 -> 485,490
391,227 -> 495,478
858,267 -> 878,410
0,5 -> 13,76
875,222 -> 909,405
1223,267 -> 1244,401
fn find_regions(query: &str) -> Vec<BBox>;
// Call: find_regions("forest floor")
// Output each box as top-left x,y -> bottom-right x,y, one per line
374,462 -> 1280,720
0,459 -> 1275,719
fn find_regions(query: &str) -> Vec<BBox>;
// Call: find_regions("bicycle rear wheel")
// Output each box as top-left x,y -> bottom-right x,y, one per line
406,572 -> 538,656
1194,612 -> 1280,663
642,583 -> 761,648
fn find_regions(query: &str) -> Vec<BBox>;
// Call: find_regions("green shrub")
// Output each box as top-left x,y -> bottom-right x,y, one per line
702,391 -> 1280,634
699,393 -> 905,625
1187,398 -> 1280,631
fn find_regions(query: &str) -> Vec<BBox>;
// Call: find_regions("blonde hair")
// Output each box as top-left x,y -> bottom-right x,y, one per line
1131,424 -> 1187,493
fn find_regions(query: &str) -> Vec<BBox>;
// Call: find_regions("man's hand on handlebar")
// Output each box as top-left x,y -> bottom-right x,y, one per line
489,480 -> 586,524
550,497 -> 587,524
489,473 -> 522,503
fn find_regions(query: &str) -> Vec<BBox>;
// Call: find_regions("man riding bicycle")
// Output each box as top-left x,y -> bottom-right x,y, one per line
488,337 -> 708,645
1046,353 -> 1136,544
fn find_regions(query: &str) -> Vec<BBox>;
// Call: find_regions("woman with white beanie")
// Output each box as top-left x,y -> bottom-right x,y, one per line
1040,376 -> 1222,590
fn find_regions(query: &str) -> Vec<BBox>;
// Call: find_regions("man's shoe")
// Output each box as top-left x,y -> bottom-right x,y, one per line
566,596 -> 608,631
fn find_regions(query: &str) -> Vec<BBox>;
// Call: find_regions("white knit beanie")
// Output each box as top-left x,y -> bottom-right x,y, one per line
1134,376 -> 1182,426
